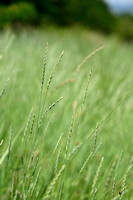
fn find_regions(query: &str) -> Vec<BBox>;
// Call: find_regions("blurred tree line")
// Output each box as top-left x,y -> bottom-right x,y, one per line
0,0 -> 133,41
0,0 -> 115,32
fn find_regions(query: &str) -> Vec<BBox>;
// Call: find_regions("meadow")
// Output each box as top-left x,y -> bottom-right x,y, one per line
0,27 -> 133,199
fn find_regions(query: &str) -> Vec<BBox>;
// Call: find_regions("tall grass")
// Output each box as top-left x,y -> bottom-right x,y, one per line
0,28 -> 133,199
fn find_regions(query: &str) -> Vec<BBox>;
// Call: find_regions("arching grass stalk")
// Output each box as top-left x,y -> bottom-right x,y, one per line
40,51 -> 64,120
37,43 -> 48,129
38,97 -> 63,131
43,165 -> 66,200
72,69 -> 92,148
75,46 -> 104,73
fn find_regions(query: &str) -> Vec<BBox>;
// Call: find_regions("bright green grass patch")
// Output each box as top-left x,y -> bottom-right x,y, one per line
0,28 -> 133,199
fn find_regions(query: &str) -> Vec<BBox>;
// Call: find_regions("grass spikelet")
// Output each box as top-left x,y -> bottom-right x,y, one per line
27,155 -> 39,198
31,154 -> 39,177
46,50 -> 64,92
54,144 -> 62,174
67,144 -> 81,161
41,42 -> 48,91
7,125 -> 13,167
82,69 -> 92,106
52,133 -> 63,156
37,43 -> 48,126
30,112 -> 36,135
0,79 -> 9,98
73,70 -> 92,146
24,141 -> 38,179
44,113 -> 55,137
23,108 -> 34,141
65,112 -> 75,158
119,156 -> 133,200
50,78 -> 75,94
91,157 -> 104,195
38,97 -> 63,130
77,152 -> 93,177
95,142 -> 102,154
112,151 -> 123,198
92,188 -> 97,200
76,45 -> 104,73
112,175 -> 116,199
30,167 -> 41,196
43,164 -> 66,200
40,50 -> 64,119
115,151 -> 123,173
92,125 -> 98,156
104,161 -> 115,192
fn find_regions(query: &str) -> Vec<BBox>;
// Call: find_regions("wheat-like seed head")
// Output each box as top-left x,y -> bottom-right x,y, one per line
23,107 -> 34,140
41,42 -> 48,91
92,125 -> 98,156
104,161 -> 115,192
43,165 -> 66,200
54,144 -> 62,174
50,78 -> 75,95
44,113 -> 55,137
67,144 -> 81,161
30,112 -> 36,135
52,133 -> 64,156
38,97 -> 63,130
47,51 -> 64,92
78,152 -> 93,177
112,151 -> 123,198
91,157 -> 104,195
65,112 -> 75,158
30,167 -> 42,196
119,156 -> 133,200
75,45 -> 104,73
82,69 -> 92,106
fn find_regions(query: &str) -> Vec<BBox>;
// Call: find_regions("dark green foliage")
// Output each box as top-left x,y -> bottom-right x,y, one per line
65,0 -> 116,33
0,0 -> 116,33
116,15 -> 133,42
0,2 -> 37,28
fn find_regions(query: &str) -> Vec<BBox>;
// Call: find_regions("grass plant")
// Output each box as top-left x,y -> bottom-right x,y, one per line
0,27 -> 133,199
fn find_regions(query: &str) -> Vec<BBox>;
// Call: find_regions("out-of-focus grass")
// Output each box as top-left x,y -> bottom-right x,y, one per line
0,27 -> 133,199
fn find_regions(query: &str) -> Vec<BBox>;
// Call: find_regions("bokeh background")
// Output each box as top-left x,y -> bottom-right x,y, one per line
0,0 -> 133,41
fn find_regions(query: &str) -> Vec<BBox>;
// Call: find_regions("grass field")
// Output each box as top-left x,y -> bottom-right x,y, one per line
0,27 -> 133,200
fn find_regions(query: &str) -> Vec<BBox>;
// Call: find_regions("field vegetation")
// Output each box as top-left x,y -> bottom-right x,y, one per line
0,28 -> 133,199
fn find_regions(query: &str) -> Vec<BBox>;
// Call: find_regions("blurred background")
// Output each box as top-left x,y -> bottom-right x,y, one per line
0,0 -> 133,41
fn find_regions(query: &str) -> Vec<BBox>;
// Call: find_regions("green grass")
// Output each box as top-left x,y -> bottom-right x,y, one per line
0,27 -> 133,200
